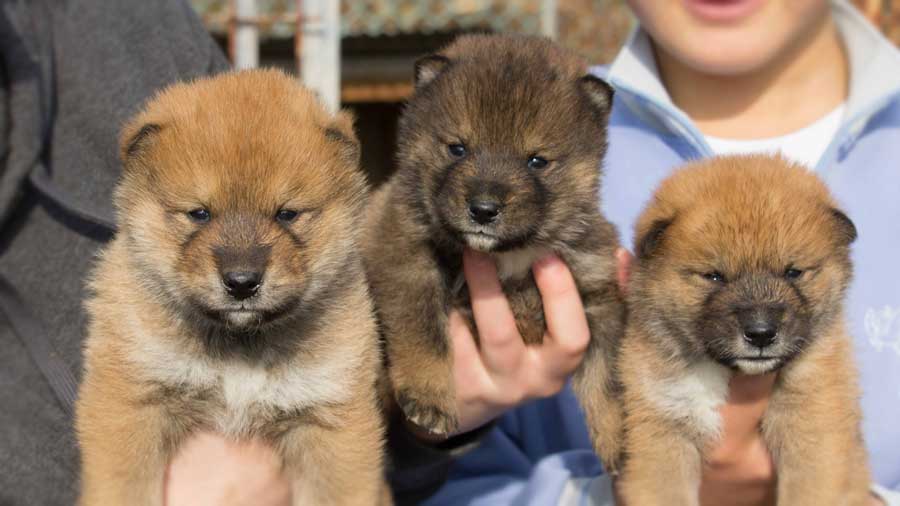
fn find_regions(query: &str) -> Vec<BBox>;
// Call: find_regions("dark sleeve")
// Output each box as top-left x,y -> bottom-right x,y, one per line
408,386 -> 605,506
387,409 -> 495,505
40,0 -> 231,227
0,1 -> 230,504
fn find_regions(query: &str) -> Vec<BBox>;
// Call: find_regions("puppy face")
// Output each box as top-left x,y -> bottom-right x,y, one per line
632,156 -> 856,374
115,70 -> 365,338
397,35 -> 613,252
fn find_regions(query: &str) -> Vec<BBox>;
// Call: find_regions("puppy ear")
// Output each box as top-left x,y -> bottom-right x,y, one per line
325,110 -> 361,167
119,122 -> 162,168
414,54 -> 451,88
830,208 -> 858,245
635,218 -> 672,259
579,75 -> 614,117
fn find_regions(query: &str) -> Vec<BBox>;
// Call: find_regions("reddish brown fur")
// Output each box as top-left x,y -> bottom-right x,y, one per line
618,155 -> 869,505
76,69 -> 390,505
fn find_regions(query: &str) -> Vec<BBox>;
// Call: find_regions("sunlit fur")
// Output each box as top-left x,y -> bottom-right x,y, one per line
396,35 -> 614,255
363,35 -> 626,468
617,155 -> 870,506
631,155 -> 854,374
76,69 -> 390,506
113,71 -> 367,358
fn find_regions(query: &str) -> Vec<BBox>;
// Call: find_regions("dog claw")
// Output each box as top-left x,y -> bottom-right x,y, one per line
396,389 -> 458,436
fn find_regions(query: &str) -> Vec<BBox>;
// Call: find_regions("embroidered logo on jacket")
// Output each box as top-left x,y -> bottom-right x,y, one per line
865,305 -> 900,356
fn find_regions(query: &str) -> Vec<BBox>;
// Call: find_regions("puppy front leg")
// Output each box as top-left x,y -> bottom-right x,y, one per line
764,343 -> 871,506
618,417 -> 702,506
77,377 -> 174,506
572,276 -> 626,472
566,241 -> 626,472
370,245 -> 456,436
280,402 -> 390,506
767,408 -> 870,506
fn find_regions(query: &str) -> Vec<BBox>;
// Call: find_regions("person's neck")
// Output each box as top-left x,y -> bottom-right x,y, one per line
655,16 -> 849,140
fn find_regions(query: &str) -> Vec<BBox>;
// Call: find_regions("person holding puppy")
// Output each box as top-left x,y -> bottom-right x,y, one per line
391,1 -> 900,505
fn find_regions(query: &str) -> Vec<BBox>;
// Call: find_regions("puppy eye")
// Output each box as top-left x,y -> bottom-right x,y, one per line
187,208 -> 210,223
701,271 -> 726,283
784,267 -> 804,280
276,209 -> 300,223
448,143 -> 467,158
527,156 -> 549,170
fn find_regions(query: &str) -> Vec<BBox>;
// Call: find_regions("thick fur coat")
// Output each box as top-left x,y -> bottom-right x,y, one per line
76,69 -> 390,505
617,155 -> 870,505
363,34 -> 625,468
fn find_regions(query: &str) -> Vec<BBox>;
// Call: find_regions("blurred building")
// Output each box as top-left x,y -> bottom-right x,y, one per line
189,0 -> 632,184
188,0 -> 898,184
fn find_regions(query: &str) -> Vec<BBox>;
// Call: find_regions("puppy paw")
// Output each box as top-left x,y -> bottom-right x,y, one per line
599,448 -> 622,476
396,389 -> 458,437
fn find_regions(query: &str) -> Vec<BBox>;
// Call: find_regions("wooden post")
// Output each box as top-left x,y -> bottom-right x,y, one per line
541,0 -> 558,40
299,0 -> 341,112
233,0 -> 259,69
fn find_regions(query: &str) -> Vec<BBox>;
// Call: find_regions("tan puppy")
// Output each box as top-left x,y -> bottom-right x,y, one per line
617,155 -> 869,505
75,69 -> 389,505
362,34 -> 625,468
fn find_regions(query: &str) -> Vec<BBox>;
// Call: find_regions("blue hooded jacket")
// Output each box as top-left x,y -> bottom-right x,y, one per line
424,2 -> 900,504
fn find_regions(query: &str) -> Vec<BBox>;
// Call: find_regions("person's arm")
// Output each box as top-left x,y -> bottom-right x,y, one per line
407,251 -> 890,506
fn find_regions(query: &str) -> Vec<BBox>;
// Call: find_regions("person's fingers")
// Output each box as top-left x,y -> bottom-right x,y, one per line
165,433 -> 291,506
616,247 -> 633,295
463,248 -> 526,373
449,309 -> 480,365
531,254 -> 590,379
448,309 -> 491,396
708,373 -> 775,464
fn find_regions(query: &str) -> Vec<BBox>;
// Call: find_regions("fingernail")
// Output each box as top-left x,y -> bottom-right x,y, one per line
533,253 -> 560,270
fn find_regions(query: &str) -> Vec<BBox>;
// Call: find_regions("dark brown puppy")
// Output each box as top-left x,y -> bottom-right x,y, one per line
76,69 -> 390,505
363,34 -> 625,467
618,155 -> 870,505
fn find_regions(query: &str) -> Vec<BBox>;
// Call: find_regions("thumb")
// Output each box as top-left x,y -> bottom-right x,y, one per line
709,373 -> 776,462
616,247 -> 634,295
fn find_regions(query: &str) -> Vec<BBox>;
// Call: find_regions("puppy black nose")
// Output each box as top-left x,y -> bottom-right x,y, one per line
468,199 -> 501,225
743,324 -> 778,348
223,271 -> 261,300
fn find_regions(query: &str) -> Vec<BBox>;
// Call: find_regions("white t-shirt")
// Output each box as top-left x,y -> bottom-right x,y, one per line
704,105 -> 846,169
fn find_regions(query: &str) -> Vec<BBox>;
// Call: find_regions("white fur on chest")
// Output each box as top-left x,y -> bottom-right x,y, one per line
495,247 -> 549,281
215,359 -> 353,434
127,330 -> 357,435
642,360 -> 731,441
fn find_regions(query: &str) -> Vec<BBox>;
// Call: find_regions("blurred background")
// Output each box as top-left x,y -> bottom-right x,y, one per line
188,0 -> 900,185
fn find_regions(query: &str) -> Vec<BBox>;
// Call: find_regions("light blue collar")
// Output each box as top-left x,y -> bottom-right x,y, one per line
598,0 -> 900,165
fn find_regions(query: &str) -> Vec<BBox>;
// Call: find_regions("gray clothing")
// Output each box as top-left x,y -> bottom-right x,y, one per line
0,0 -> 228,503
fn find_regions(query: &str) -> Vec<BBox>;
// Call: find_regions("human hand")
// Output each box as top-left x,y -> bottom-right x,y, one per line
164,432 -> 291,506
405,249 -> 588,440
411,248 -> 632,441
698,373 -> 777,506
701,374 -> 883,506
610,375 -> 779,506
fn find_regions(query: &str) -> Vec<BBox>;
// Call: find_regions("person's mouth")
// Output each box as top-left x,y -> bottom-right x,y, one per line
682,0 -> 765,24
